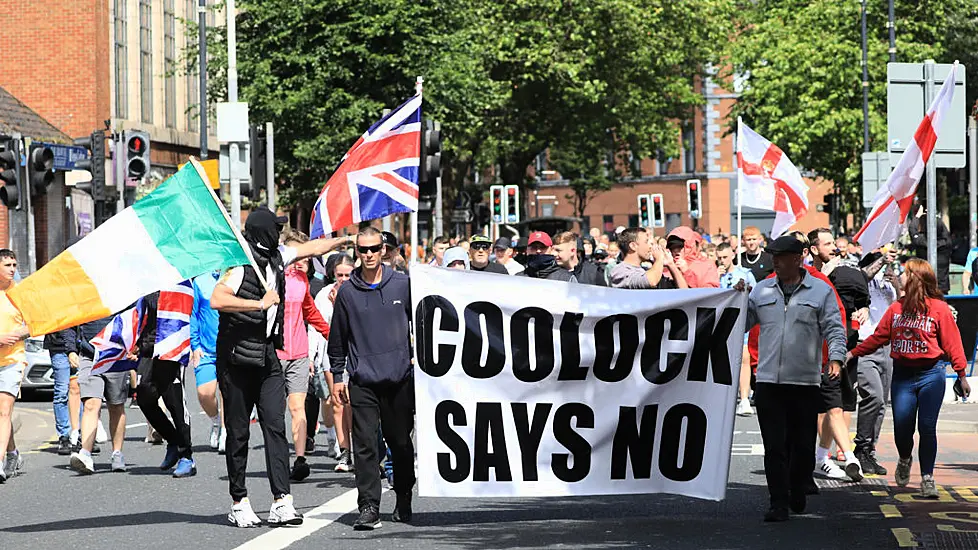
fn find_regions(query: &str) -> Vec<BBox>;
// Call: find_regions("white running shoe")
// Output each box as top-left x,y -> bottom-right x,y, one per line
111,450 -> 127,472
95,420 -> 108,444
736,399 -> 754,417
816,459 -> 847,480
69,452 -> 95,475
218,427 -> 227,454
920,474 -> 939,498
3,452 -> 23,478
228,498 -> 262,528
268,494 -> 304,526
895,457 -> 913,487
209,425 -> 221,450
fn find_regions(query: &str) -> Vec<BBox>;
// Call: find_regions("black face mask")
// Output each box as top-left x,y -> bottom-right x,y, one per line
526,253 -> 557,271
243,209 -> 282,268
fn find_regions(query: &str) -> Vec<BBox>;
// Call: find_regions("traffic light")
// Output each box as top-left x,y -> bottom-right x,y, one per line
125,130 -> 151,180
504,184 -> 520,223
74,130 -> 107,200
650,193 -> 665,228
28,144 -> 54,196
686,179 -> 701,219
490,184 -> 505,224
419,120 -> 441,195
0,137 -> 22,209
637,194 -> 651,227
822,193 -> 837,216
247,125 -> 265,202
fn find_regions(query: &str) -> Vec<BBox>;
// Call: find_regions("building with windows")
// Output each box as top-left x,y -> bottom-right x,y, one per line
532,73 -> 832,238
0,0 -> 218,269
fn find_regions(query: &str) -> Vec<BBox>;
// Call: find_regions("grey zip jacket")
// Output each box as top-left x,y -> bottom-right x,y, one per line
746,269 -> 847,386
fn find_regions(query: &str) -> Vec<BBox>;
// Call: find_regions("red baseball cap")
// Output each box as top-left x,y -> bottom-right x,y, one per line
527,231 -> 553,248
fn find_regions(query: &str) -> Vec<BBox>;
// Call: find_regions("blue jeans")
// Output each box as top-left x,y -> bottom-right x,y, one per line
51,353 -> 72,438
891,365 -> 946,476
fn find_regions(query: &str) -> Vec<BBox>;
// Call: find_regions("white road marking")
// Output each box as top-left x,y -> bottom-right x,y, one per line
126,422 -> 147,429
731,443 -> 764,456
232,488 -> 364,550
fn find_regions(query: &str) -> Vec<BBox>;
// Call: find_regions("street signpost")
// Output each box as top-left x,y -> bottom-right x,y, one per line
861,151 -> 890,210
37,143 -> 89,171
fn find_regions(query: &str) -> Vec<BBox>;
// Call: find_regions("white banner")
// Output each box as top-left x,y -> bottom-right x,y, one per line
411,265 -> 746,501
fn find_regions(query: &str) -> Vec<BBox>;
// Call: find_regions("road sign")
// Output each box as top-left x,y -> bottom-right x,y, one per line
451,209 -> 473,223
861,152 -> 891,209
887,62 -> 967,169
38,142 -> 89,171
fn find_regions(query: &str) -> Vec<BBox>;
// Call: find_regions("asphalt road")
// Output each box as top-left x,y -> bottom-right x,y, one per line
2,391 -> 976,550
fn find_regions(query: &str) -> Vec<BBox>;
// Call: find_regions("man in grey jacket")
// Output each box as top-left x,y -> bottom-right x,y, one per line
746,235 -> 847,523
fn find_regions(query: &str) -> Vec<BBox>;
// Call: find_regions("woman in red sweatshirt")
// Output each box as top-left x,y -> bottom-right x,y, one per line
848,258 -> 971,498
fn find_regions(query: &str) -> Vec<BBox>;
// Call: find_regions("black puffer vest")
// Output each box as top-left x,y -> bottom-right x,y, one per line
218,265 -> 286,368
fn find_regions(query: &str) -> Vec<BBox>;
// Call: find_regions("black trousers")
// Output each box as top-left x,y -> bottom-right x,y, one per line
350,378 -> 415,509
305,378 -> 319,442
754,382 -> 820,510
137,358 -> 192,459
217,347 -> 290,501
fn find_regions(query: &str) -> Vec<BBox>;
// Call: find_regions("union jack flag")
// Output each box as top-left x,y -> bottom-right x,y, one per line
155,280 -> 194,366
310,94 -> 422,238
91,300 -> 145,375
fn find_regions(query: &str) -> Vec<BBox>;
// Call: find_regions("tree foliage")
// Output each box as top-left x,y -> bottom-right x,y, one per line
724,0 -> 978,230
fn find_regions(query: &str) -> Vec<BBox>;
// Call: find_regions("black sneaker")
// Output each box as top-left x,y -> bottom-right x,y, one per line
764,507 -> 789,522
353,505 -> 382,530
789,493 -> 806,515
57,437 -> 72,456
857,450 -> 888,475
392,492 -> 412,523
290,457 -> 310,482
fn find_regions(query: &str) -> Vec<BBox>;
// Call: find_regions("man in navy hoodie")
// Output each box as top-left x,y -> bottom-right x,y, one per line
328,226 -> 414,531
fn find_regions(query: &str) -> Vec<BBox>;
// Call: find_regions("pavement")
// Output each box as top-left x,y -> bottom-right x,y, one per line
0,391 -> 975,550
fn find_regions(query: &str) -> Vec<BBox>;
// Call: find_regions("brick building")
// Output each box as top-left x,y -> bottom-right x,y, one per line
530,72 -> 832,238
0,0 -> 218,270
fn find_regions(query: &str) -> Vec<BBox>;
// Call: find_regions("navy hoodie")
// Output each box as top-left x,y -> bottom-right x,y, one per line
327,264 -> 412,385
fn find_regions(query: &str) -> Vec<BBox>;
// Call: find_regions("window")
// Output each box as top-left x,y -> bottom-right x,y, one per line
628,214 -> 639,228
683,123 -> 696,173
185,0 -> 199,131
113,0 -> 127,119
140,0 -> 153,124
164,0 -> 176,128
602,215 -> 614,233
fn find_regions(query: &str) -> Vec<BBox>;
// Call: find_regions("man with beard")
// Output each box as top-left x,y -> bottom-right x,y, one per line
210,208 -> 349,528
516,232 -> 577,283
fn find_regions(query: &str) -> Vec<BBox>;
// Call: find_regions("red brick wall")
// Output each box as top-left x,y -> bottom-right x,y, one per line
0,206 -> 8,249
0,0 -> 110,139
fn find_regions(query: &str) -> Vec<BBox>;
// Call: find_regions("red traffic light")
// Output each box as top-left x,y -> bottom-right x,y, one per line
507,188 -> 516,196
653,196 -> 661,203
688,182 -> 697,191
128,136 -> 146,155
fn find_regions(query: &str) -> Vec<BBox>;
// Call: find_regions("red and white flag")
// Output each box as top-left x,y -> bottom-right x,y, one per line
737,121 -> 809,238
855,64 -> 957,252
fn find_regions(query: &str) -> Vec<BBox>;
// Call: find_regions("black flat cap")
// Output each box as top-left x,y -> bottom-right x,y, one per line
766,235 -> 805,256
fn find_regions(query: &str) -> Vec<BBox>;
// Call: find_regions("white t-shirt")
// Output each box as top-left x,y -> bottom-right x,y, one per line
308,282 -> 336,370
502,259 -> 525,275
220,244 -> 299,337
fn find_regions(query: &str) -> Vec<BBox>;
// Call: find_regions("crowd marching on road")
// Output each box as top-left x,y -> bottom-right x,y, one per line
0,211 -> 972,531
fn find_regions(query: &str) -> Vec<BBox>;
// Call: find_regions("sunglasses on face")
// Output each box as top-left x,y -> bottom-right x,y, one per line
357,244 -> 383,254
471,242 -> 491,251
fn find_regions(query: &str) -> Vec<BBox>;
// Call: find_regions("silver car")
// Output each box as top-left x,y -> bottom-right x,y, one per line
20,337 -> 54,392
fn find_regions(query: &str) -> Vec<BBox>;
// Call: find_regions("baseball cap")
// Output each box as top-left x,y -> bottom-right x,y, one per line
382,231 -> 398,248
665,235 -> 685,249
527,231 -> 553,248
493,237 -> 512,249
766,235 -> 806,256
471,235 -> 492,245
443,246 -> 470,269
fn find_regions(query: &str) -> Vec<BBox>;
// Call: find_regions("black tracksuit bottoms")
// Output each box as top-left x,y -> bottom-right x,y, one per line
754,382 -> 821,510
217,346 -> 290,501
350,377 -> 415,509
137,358 -> 192,459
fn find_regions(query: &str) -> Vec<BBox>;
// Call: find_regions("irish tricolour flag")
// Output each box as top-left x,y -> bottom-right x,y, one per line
8,160 -> 252,336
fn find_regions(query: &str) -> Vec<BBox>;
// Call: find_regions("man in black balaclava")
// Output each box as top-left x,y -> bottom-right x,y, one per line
211,207 -> 351,528
515,231 -> 577,283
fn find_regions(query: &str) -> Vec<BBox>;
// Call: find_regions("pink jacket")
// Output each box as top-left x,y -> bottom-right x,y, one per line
277,267 -> 330,361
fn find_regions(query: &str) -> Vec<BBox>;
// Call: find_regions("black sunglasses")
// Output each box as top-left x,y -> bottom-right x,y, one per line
471,242 -> 491,251
357,244 -> 383,254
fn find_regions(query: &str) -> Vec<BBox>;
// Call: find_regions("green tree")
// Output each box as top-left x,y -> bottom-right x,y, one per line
725,0 -> 978,231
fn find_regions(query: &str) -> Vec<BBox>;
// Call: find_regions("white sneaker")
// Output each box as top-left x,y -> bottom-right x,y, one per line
95,420 -> 108,444
736,399 -> 754,417
69,452 -> 95,475
3,452 -> 22,478
920,474 -> 939,498
218,427 -> 227,454
816,459 -> 847,480
228,498 -> 262,528
209,425 -> 221,450
268,494 -> 304,526
111,451 -> 127,472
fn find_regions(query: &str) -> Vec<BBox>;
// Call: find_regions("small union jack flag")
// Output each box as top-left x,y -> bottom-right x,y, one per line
91,301 -> 145,375
154,280 -> 194,366
310,94 -> 422,238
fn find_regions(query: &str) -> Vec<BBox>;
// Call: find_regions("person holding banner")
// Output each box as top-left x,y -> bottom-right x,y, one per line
328,226 -> 415,531
847,259 -> 970,498
746,235 -> 847,522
